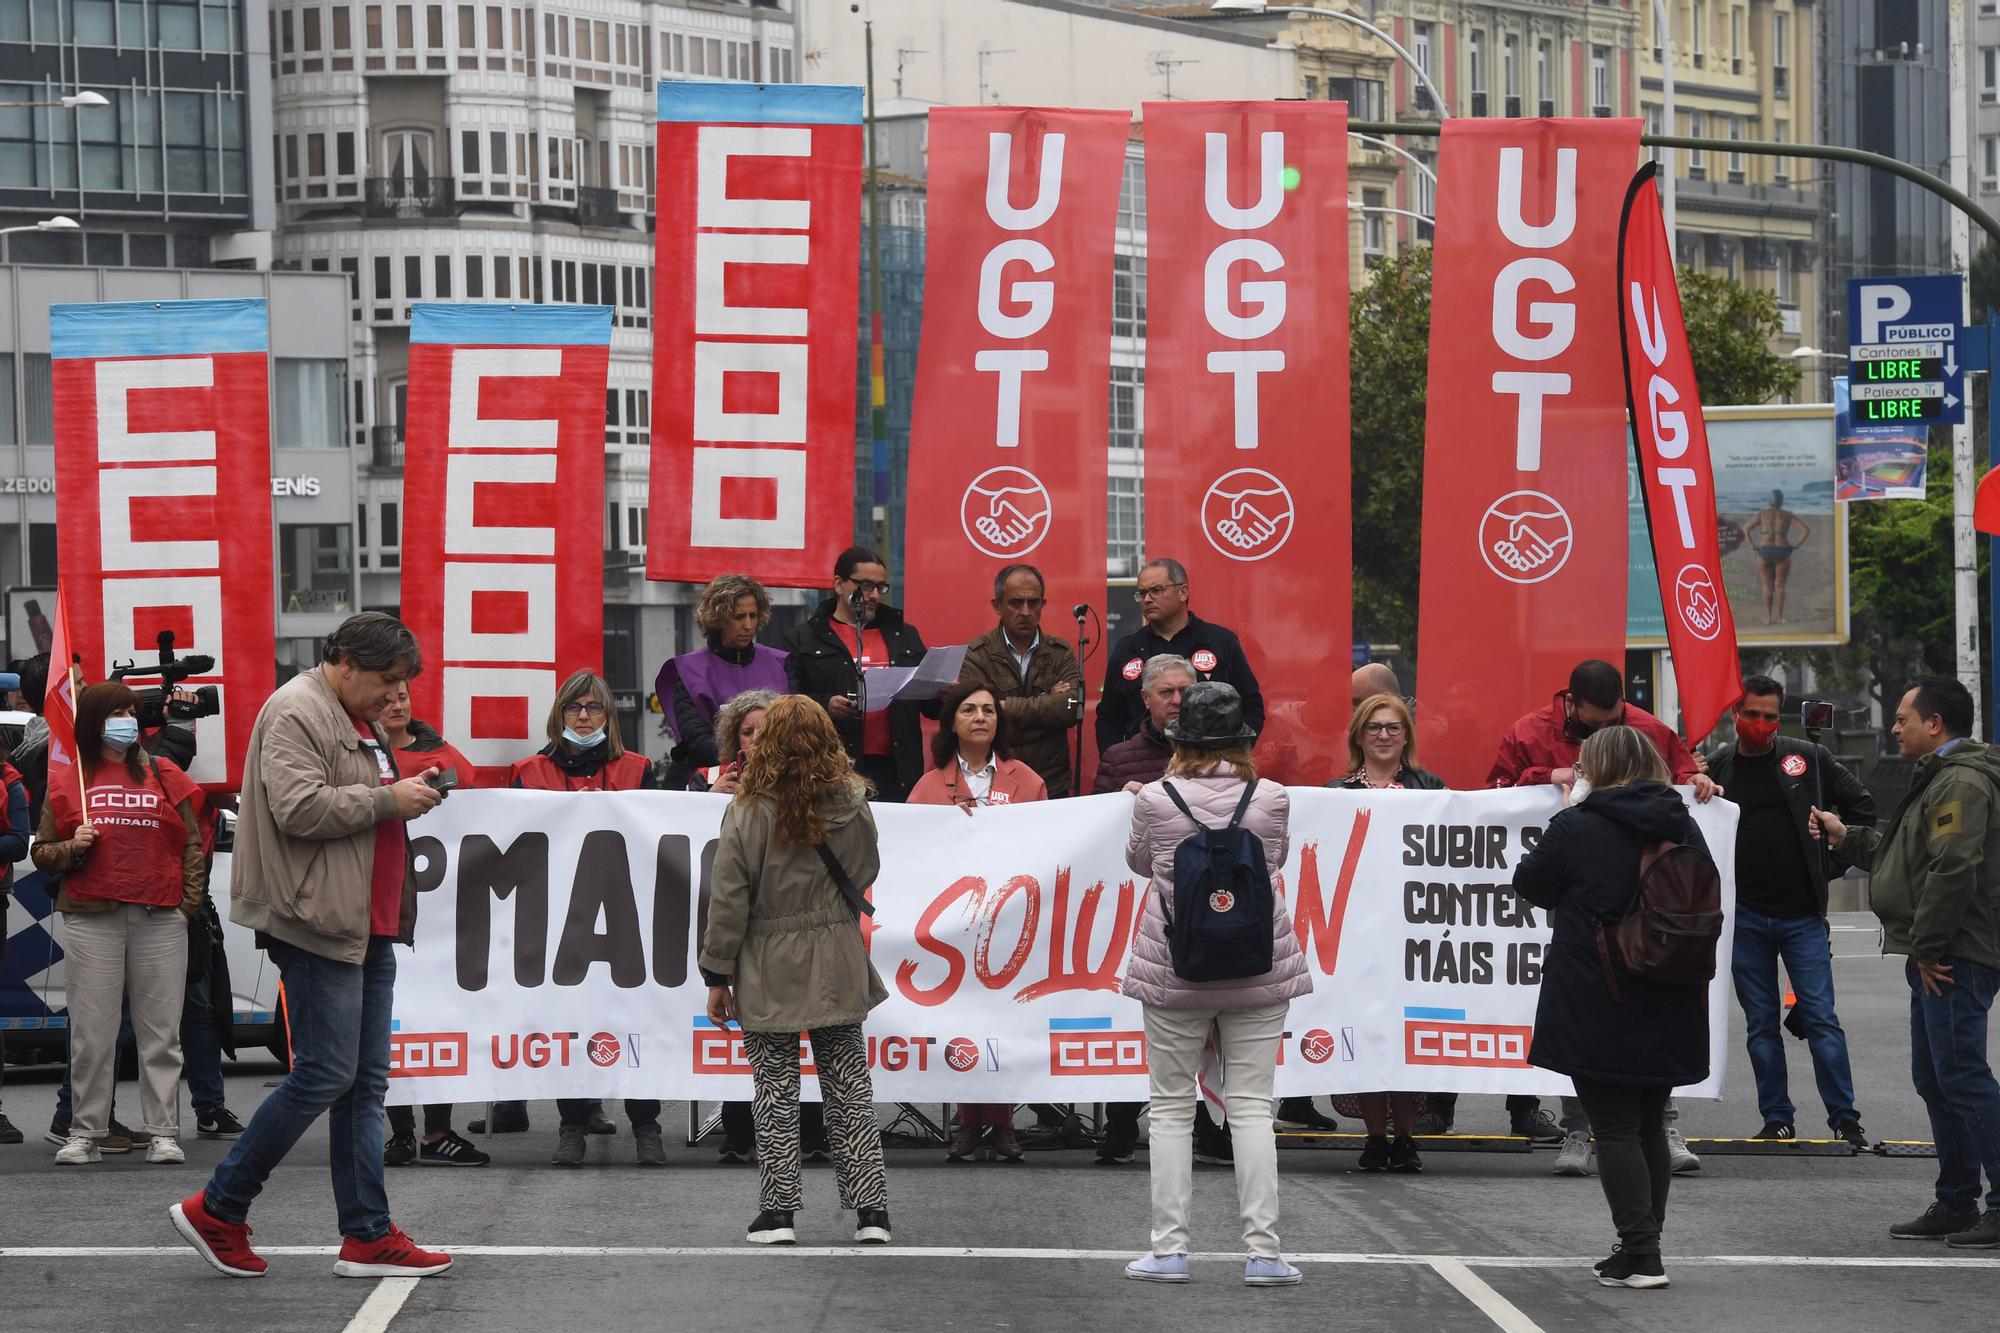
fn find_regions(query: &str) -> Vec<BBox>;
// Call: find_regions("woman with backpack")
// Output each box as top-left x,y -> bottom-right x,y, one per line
1120,681 -> 1312,1288
1513,725 -> 1715,1291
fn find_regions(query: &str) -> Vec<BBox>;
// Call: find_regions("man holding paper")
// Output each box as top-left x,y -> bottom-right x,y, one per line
782,546 -> 934,802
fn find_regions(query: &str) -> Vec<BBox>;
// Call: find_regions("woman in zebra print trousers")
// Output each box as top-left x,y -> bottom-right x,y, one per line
700,696 -> 892,1246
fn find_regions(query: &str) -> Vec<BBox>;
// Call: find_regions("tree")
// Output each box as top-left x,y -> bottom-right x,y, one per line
1676,267 -> 1802,406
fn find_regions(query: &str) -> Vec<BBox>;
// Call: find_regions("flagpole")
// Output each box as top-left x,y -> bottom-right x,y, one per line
69,655 -> 87,826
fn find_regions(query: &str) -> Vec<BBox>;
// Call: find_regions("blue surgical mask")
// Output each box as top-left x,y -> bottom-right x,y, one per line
562,727 -> 606,749
103,717 -> 140,751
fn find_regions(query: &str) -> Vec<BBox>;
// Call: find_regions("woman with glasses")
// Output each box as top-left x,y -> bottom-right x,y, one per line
510,670 -> 664,1167
1332,691 -> 1442,1174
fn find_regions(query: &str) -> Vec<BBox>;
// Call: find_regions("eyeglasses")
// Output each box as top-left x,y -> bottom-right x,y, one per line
844,579 -> 891,595
1134,583 -> 1186,603
1363,722 -> 1407,737
563,701 -> 607,718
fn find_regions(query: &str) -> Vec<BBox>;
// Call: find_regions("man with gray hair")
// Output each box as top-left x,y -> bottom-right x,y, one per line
1097,557 -> 1263,754
1093,655 -> 1194,794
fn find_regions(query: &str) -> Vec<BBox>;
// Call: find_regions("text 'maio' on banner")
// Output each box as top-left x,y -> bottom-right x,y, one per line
1140,100 -> 1352,785
1617,163 -> 1742,742
650,81 -> 863,589
1415,120 -> 1642,787
903,106 -> 1128,652
401,303 -> 613,785
51,299 -> 274,789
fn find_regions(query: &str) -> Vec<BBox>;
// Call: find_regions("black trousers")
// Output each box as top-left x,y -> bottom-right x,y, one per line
1571,1079 -> 1673,1256
1424,1093 -> 1543,1122
559,1098 -> 660,1129
386,1103 -> 454,1136
858,754 -> 909,804
721,1099 -> 824,1147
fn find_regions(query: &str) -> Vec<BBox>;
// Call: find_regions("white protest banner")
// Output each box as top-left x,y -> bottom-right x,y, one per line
386,787 -> 1736,1104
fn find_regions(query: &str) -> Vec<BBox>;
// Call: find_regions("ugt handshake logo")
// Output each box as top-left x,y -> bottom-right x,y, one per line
1478,491 -> 1574,585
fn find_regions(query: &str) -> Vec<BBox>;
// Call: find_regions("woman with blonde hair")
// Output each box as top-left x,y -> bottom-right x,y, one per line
1121,681 -> 1313,1287
1514,725 -> 1713,1290
656,574 -> 789,771
701,695 -> 891,1247
1332,691 -> 1442,1172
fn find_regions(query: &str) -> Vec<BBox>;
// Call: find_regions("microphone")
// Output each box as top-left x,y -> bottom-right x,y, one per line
848,587 -> 869,624
1071,603 -> 1089,621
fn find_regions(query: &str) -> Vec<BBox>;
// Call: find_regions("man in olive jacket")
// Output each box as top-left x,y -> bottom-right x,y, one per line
959,564 -> 1084,797
172,614 -> 452,1280
1816,676 -> 2000,1249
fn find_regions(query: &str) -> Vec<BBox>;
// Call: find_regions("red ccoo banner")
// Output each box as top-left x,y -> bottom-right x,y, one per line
51,299 -> 274,790
1141,100 -> 1351,785
904,106 -> 1129,651
1414,120 -> 1641,788
650,81 -> 862,589
401,303 -> 612,785
1618,163 -> 1742,742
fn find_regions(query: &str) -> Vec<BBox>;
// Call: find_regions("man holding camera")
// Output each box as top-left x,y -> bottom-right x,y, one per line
958,564 -> 1084,798
171,613 -> 453,1280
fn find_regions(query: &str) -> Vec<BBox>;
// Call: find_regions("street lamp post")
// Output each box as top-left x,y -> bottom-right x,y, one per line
0,92 -> 108,110
0,216 -> 80,237
1349,132 -> 1438,188
1209,1 -> 1447,117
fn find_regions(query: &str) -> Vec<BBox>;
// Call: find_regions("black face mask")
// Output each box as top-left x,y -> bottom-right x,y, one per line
1563,697 -> 1623,744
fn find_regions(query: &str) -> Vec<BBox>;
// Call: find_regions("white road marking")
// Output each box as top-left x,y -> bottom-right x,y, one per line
3,1245 -> 1997,1268
340,1277 -> 420,1333
1427,1257 -> 1547,1333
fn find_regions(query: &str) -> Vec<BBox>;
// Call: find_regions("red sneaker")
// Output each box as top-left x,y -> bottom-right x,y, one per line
169,1191 -> 267,1278
334,1223 -> 454,1278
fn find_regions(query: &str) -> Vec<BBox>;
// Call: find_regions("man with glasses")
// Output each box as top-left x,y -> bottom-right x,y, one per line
1096,557 -> 1263,756
959,564 -> 1084,797
782,546 -> 932,802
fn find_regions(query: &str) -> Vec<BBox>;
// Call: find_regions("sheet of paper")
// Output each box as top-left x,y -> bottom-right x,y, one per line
860,644 -> 967,712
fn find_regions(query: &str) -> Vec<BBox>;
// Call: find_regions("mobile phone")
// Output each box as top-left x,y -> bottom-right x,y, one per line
1800,700 -> 1835,731
423,768 -> 459,793
734,749 -> 747,769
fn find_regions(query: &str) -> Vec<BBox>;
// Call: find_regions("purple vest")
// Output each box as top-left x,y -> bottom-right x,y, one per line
656,643 -> 790,732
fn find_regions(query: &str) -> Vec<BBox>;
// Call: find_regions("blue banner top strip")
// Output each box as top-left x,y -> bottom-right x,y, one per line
50,298 -> 268,359
410,303 -> 613,347
657,80 -> 862,126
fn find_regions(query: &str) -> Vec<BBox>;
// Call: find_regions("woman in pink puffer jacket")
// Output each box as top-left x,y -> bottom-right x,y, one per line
1119,682 -> 1313,1289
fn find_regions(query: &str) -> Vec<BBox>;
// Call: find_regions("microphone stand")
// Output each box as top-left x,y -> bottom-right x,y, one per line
1072,603 -> 1092,797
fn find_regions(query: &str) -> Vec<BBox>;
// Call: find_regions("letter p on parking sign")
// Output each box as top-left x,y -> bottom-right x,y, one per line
650,82 -> 863,588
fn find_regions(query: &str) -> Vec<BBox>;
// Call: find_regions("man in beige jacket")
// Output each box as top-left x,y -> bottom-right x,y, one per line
170,613 -> 453,1281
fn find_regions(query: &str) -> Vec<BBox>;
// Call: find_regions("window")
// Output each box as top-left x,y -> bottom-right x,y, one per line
1412,22 -> 1434,91
1112,253 -> 1147,340
1591,46 -> 1611,113
1731,5 -> 1744,73
1362,188 -> 1386,257
1303,74 -> 1318,100
1687,110 -> 1706,174
279,525 -> 354,615
1470,30 -> 1487,94
1775,245 -> 1796,305
1536,38 -> 1553,112
1986,47 -> 1999,103
1727,115 -> 1745,179
1774,118 -> 1791,182
274,359 -> 345,447
1106,475 -> 1141,572
1985,135 -> 2000,191
381,128 -> 432,187
1108,363 -> 1143,453
1692,0 -> 1706,67
1503,33 -> 1520,98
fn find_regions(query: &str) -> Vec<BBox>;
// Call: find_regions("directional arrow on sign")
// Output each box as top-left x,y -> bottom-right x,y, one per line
1946,348 -> 1959,375
1948,392 -> 1962,409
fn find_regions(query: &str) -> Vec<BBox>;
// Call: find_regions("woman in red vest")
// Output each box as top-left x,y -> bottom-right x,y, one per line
34,681 -> 204,1167
910,683 -> 1045,1162
510,671 -> 663,1166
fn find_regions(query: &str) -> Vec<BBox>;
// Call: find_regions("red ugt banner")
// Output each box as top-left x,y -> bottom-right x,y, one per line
1141,100 -> 1351,786
1618,163 -> 1742,742
402,304 -> 611,786
650,82 -> 862,588
51,299 -> 275,790
1414,119 -> 1642,788
904,107 -> 1128,650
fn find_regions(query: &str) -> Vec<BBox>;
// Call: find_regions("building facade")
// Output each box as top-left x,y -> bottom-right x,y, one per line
268,0 -> 801,747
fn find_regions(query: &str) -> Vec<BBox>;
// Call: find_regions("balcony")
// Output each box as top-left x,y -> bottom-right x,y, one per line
1505,95 -> 1522,117
576,185 -> 625,229
1470,91 -> 1488,116
1593,104 -> 1614,118
1774,65 -> 1789,98
1538,99 -> 1556,117
370,425 -> 405,471
363,177 -> 457,220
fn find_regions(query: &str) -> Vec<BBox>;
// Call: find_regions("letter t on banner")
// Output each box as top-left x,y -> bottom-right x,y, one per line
650,81 -> 863,588
401,303 -> 613,785
1617,162 -> 1742,741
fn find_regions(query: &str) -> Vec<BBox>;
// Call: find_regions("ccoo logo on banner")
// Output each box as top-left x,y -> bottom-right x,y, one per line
50,299 -> 275,789
385,787 -> 1736,1105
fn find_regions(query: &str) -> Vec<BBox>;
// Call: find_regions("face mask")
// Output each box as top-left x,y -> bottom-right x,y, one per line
103,717 -> 140,751
1736,715 -> 1781,749
1563,696 -> 1620,744
562,726 -> 606,749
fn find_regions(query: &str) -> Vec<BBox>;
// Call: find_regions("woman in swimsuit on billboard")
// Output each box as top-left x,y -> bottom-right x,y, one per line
1743,489 -> 1809,624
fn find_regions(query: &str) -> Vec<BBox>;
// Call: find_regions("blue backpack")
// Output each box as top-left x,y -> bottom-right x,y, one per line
1156,781 -> 1274,982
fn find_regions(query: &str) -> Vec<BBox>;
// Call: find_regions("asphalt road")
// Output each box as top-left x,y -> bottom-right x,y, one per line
1,951 -> 1994,1333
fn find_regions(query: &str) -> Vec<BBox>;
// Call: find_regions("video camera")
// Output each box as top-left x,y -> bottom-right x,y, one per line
109,631 -> 220,728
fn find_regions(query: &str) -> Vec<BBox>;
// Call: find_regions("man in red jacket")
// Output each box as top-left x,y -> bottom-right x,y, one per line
1487,659 -> 1717,801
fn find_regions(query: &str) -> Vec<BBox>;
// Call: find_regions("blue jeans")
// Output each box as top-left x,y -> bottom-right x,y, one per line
204,938 -> 395,1241
182,972 -> 227,1115
1732,907 -> 1859,1129
1908,956 -> 2000,1213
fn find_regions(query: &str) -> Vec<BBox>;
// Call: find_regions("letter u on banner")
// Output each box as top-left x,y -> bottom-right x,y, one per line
402,303 -> 613,784
904,106 -> 1128,653
1414,119 -> 1641,788
649,82 -> 863,588
1140,101 -> 1351,786
51,299 -> 275,789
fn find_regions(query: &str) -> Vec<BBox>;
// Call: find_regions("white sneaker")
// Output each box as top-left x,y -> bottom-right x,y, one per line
147,1136 -> 186,1164
1553,1131 -> 1594,1177
1665,1128 -> 1701,1174
54,1136 -> 101,1165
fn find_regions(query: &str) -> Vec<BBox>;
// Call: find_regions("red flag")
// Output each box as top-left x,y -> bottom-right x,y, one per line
1414,119 -> 1641,787
1977,466 -> 2000,536
1139,99 -> 1352,785
1618,162 -> 1743,741
44,579 -> 81,809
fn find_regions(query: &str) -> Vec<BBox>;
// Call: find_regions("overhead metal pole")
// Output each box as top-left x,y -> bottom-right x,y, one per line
1949,0 -> 1980,732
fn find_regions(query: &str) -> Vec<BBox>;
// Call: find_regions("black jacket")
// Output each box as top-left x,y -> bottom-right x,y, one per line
1704,736 -> 1875,917
1513,781 -> 1713,1088
1096,613 -> 1264,752
780,598 -> 930,796
1093,721 -> 1173,793
1334,765 -> 1445,791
